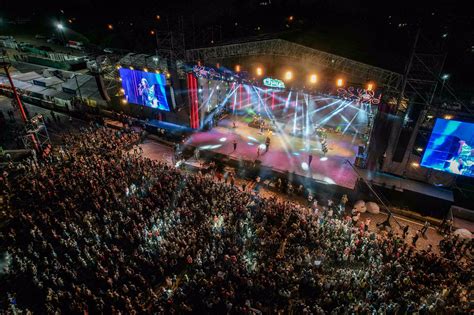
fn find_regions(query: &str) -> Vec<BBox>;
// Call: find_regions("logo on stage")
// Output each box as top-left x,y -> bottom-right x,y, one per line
337,87 -> 381,105
192,65 -> 223,80
263,77 -> 285,89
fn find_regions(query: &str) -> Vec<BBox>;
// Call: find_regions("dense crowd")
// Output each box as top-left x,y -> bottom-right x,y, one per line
0,124 -> 472,314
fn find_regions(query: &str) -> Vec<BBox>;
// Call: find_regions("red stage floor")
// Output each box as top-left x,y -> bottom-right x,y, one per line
186,117 -> 363,189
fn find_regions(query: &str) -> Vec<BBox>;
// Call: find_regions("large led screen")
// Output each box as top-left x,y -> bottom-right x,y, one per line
119,68 -> 170,111
421,118 -> 474,177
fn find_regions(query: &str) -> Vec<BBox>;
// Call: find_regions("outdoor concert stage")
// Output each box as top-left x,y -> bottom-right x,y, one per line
186,116 -> 364,189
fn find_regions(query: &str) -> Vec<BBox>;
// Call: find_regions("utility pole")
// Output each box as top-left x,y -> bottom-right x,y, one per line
74,74 -> 83,100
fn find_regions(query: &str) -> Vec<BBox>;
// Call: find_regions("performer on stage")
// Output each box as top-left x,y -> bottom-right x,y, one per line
259,121 -> 265,134
138,78 -> 150,105
138,79 -> 160,108
447,140 -> 474,175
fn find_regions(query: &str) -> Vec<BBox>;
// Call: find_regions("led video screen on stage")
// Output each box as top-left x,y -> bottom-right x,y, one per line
421,118 -> 474,177
119,68 -> 170,111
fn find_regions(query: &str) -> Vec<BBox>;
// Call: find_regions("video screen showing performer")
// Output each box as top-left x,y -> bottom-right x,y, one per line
421,118 -> 474,177
119,68 -> 170,111
449,140 -> 474,176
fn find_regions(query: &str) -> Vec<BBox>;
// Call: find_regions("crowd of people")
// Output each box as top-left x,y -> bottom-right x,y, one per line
0,123 -> 472,314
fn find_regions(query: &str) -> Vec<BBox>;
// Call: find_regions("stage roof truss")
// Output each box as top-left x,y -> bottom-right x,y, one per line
185,39 -> 402,90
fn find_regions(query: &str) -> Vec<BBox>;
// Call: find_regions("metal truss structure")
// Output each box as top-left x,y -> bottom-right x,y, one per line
90,55 -> 122,90
191,25 -> 223,49
91,53 -> 171,98
23,115 -> 51,152
394,30 -> 449,115
118,53 -> 169,73
382,29 -> 469,185
155,31 -> 186,62
186,39 -> 402,90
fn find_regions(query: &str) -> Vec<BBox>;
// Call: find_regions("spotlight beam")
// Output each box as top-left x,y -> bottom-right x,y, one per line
260,95 -> 297,164
198,88 -> 215,111
292,92 -> 299,134
315,100 -> 350,126
200,84 -> 238,127
284,91 -> 292,112
307,99 -> 343,116
342,111 -> 360,134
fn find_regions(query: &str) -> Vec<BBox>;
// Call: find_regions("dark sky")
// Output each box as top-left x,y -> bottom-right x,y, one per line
2,0 -> 473,96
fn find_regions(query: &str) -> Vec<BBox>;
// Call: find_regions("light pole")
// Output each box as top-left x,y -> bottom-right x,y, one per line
440,73 -> 449,97
150,30 -> 159,56
56,23 -> 66,44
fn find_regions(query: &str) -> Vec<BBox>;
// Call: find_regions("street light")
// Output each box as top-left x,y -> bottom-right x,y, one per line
55,23 -> 66,44
336,78 -> 344,87
284,71 -> 293,81
309,74 -> 318,84
256,67 -> 263,76
150,30 -> 159,54
441,74 -> 450,80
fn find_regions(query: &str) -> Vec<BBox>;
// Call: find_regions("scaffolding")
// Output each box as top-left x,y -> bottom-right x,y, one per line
23,115 -> 51,152
382,28 -> 469,185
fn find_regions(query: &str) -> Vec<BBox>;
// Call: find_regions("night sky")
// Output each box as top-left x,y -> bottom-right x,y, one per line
2,0 -> 473,98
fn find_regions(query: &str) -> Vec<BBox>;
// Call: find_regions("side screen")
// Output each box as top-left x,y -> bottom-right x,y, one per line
421,118 -> 474,177
119,68 -> 170,111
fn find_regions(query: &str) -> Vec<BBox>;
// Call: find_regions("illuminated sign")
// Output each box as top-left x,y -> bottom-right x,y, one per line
192,65 -> 223,80
263,77 -> 285,89
337,86 -> 381,105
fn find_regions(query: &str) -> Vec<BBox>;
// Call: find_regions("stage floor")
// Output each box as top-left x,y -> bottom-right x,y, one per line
186,116 -> 364,189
